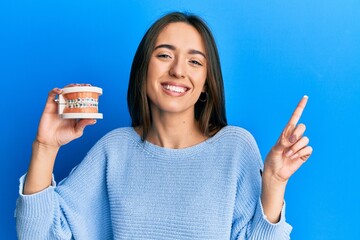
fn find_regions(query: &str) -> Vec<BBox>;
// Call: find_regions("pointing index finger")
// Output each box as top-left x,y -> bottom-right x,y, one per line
288,95 -> 308,126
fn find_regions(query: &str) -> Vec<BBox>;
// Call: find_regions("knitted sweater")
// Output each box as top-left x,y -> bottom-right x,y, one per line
16,126 -> 292,239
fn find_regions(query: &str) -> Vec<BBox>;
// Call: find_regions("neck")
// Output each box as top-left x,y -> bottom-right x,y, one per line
146,110 -> 207,149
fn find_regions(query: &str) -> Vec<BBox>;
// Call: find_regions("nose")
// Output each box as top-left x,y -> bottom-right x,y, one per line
169,58 -> 185,78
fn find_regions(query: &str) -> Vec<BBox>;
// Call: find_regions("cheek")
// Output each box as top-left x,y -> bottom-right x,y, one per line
191,69 -> 207,89
146,62 -> 161,99
147,58 -> 168,86
147,60 -> 156,81
146,61 -> 159,92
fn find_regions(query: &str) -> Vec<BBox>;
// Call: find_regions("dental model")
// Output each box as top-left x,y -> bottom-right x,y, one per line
58,86 -> 103,119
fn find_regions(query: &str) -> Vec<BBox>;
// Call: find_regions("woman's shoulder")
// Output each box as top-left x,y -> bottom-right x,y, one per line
207,125 -> 260,153
103,126 -> 136,137
206,125 -> 262,169
212,125 -> 257,143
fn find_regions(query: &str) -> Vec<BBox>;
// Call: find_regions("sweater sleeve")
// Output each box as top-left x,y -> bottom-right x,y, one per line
15,138 -> 112,240
230,130 -> 293,240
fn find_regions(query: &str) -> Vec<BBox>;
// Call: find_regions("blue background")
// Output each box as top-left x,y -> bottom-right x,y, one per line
1,0 -> 359,239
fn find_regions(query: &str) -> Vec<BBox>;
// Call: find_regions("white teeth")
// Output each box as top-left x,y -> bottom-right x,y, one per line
163,84 -> 187,93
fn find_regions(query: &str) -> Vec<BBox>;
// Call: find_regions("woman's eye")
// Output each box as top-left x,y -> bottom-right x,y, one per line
157,54 -> 171,59
189,60 -> 202,66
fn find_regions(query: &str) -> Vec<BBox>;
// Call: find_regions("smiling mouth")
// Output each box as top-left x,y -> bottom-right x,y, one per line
162,84 -> 189,93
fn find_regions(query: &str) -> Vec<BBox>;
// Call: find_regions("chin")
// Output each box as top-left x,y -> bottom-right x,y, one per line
154,102 -> 195,115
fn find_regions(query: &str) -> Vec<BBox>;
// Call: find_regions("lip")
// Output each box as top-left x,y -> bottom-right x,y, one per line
161,82 -> 190,97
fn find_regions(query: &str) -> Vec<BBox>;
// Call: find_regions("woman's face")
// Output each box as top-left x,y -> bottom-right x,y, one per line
146,22 -> 207,116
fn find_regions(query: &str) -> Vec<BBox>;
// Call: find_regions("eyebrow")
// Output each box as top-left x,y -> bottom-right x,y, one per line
154,44 -> 206,59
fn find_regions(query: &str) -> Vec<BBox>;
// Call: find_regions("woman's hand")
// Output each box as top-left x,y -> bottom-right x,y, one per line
261,96 -> 313,223
36,84 -> 96,148
24,84 -> 96,195
263,95 -> 313,183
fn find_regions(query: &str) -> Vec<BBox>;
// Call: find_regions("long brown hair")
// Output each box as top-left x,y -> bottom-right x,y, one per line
127,12 -> 227,140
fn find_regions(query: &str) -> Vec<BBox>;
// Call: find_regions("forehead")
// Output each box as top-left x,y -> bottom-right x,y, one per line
155,22 -> 206,53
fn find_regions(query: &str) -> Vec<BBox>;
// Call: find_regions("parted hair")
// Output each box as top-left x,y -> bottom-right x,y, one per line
127,12 -> 227,140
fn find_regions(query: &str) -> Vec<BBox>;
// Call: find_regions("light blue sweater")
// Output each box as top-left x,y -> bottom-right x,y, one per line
16,126 -> 292,239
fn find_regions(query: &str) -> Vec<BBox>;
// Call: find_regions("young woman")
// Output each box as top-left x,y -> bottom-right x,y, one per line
16,12 -> 312,239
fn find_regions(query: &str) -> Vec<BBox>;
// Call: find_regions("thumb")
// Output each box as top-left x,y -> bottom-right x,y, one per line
74,119 -> 97,137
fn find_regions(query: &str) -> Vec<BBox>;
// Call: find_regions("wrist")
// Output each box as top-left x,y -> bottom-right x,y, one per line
31,140 -> 60,163
24,140 -> 59,195
261,169 -> 287,223
33,139 -> 60,152
262,175 -> 287,192
262,165 -> 288,188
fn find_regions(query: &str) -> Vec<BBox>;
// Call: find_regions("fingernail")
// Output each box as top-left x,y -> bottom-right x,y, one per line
289,135 -> 297,143
285,150 -> 293,157
92,120 -> 97,124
